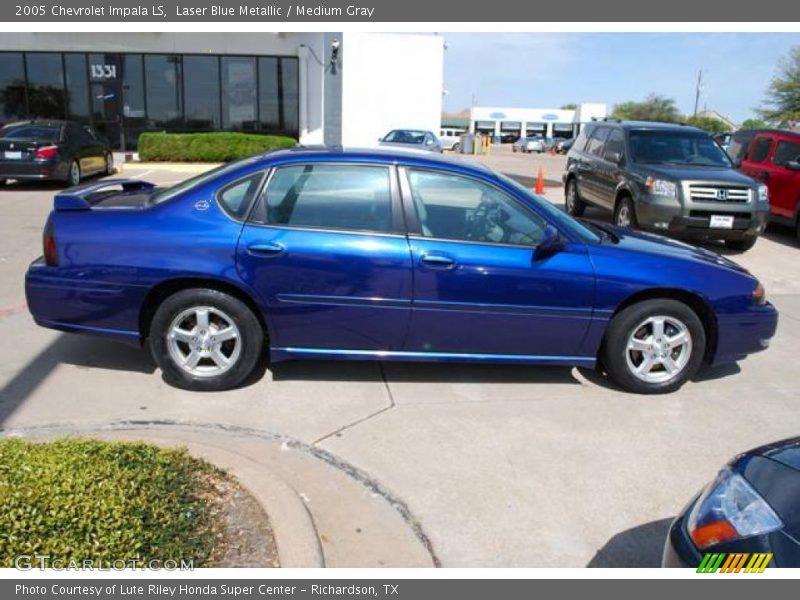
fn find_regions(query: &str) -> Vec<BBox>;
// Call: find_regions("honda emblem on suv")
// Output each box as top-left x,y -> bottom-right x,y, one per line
717,189 -> 728,201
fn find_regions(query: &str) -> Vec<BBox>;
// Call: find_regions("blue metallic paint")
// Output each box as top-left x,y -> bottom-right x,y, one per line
25,148 -> 777,372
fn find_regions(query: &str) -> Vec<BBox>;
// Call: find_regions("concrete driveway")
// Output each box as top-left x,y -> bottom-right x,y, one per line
1,156 -> 799,567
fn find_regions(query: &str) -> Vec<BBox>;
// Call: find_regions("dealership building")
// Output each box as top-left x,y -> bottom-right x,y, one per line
0,32 -> 445,150
470,104 -> 607,140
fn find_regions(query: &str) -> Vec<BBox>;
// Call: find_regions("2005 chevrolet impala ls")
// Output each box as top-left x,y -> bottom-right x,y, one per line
25,148 -> 777,393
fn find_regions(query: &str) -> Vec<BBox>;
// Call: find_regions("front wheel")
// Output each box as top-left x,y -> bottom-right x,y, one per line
149,288 -> 265,391
724,236 -> 758,252
67,160 -> 81,187
601,299 -> 706,394
453,143 -> 461,153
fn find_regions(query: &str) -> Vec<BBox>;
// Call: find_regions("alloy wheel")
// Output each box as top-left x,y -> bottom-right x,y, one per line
625,315 -> 692,384
166,306 -> 242,378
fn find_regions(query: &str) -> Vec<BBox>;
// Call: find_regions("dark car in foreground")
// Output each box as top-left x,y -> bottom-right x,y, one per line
664,437 -> 800,568
378,129 -> 442,153
26,148 -> 776,392
564,120 -> 770,251
0,120 -> 113,187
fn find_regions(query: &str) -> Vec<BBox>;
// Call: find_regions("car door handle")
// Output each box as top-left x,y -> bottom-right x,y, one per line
246,242 -> 285,257
420,253 -> 456,269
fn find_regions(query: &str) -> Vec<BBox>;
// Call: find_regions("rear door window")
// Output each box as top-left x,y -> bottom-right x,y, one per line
773,140 -> 800,168
603,129 -> 625,162
586,127 -> 610,157
255,164 -> 394,233
749,136 -> 774,163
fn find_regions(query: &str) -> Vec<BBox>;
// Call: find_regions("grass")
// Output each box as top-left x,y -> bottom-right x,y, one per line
0,438 -> 223,568
138,132 -> 297,162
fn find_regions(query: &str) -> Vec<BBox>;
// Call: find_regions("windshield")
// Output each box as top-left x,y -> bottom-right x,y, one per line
1,126 -> 60,141
150,155 -> 263,204
496,172 -> 601,244
383,130 -> 426,144
629,129 -> 731,167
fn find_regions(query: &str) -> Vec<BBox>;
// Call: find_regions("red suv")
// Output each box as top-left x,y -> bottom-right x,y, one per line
731,129 -> 800,242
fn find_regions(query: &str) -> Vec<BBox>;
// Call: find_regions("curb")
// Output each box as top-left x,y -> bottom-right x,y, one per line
2,427 -> 325,568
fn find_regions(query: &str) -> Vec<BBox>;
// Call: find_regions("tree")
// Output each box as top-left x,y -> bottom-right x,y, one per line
611,94 -> 681,122
685,115 -> 731,134
758,45 -> 800,125
741,118 -> 769,130
560,103 -> 577,110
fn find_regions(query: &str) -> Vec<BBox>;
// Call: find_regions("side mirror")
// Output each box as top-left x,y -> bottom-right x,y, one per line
534,225 -> 562,261
786,160 -> 800,171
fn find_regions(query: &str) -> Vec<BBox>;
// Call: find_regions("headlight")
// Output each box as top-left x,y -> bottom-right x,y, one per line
686,469 -> 782,550
757,184 -> 769,203
646,177 -> 677,197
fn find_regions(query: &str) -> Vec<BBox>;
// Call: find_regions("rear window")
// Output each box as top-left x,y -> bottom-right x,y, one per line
727,130 -> 755,164
586,127 -> 610,157
383,130 -> 425,144
773,140 -> 800,167
1,125 -> 60,141
749,136 -> 773,163
216,172 -> 265,220
572,126 -> 592,152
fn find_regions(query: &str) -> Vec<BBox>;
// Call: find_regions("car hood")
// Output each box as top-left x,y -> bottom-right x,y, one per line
636,164 -> 758,186
591,223 -> 751,274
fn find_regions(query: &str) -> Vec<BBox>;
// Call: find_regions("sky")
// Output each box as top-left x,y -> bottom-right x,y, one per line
441,33 -> 800,123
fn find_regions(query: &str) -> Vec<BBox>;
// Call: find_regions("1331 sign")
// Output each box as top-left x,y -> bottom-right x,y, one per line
90,64 -> 117,80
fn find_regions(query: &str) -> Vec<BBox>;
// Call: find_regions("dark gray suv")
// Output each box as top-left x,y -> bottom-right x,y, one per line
563,120 -> 770,251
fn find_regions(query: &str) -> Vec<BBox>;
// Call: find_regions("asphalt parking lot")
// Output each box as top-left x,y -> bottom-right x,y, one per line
1,151 -> 799,567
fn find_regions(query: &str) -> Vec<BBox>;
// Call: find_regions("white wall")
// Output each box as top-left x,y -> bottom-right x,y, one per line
340,33 -> 444,147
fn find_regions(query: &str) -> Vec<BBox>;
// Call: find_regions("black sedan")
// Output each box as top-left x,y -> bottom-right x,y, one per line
663,437 -> 800,568
0,120 -> 113,187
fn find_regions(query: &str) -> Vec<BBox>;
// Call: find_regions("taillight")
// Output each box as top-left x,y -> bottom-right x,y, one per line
43,221 -> 58,266
753,282 -> 766,305
34,145 -> 59,160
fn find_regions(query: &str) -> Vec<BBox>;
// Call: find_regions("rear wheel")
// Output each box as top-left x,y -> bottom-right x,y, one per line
601,299 -> 706,394
614,196 -> 638,229
104,153 -> 114,175
724,236 -> 758,252
149,288 -> 265,391
453,143 -> 461,153
565,178 -> 587,217
67,160 -> 81,187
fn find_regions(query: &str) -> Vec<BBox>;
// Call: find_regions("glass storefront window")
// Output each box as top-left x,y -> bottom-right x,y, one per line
184,56 -> 220,130
64,54 -> 89,122
258,57 -> 280,133
0,53 -> 26,122
222,56 -> 257,131
26,53 -> 65,119
145,54 -> 183,128
281,58 -> 299,135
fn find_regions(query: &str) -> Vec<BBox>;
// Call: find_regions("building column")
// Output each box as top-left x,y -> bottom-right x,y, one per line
493,121 -> 501,140
546,123 -> 554,138
520,123 -> 527,138
297,45 -> 309,143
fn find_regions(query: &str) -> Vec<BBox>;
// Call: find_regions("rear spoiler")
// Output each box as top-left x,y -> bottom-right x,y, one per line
54,179 -> 155,211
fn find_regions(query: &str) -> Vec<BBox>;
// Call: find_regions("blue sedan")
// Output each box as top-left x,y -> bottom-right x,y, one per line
25,148 -> 777,393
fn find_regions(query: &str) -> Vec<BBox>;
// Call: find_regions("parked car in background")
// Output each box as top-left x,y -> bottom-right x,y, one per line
736,129 -> 800,243
726,129 -> 758,166
557,138 -> 575,154
379,129 -> 442,153
512,136 -> 545,153
564,120 -> 770,251
439,128 -> 465,152
713,132 -> 732,154
663,437 -> 800,568
0,120 -> 113,187
26,147 -> 776,394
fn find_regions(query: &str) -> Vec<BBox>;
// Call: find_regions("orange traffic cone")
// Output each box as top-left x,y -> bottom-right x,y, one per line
534,167 -> 545,195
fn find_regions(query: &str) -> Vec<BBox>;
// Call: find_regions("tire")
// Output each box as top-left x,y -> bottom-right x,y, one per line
614,196 -> 638,229
724,236 -> 758,252
67,160 -> 81,187
565,178 -> 587,217
796,220 -> 800,246
148,288 -> 265,391
0,178 -> 6,186
104,152 -> 114,175
453,143 -> 461,153
601,299 -> 706,394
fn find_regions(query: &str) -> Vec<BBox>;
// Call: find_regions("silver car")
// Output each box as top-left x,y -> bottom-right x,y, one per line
512,136 -> 545,153
379,129 -> 443,153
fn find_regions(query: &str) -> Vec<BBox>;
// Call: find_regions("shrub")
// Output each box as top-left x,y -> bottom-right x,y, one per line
0,438 -> 222,567
138,132 -> 296,162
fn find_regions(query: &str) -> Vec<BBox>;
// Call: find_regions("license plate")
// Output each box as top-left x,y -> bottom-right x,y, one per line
709,215 -> 734,229
3,151 -> 22,160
